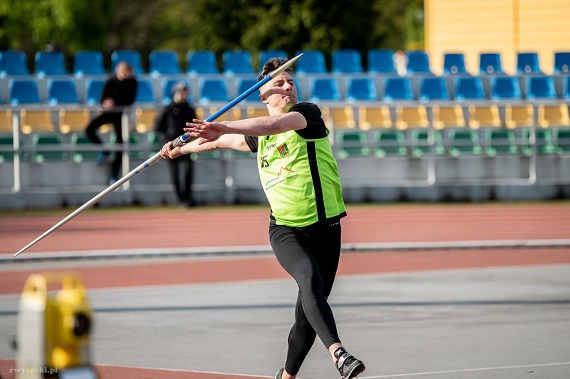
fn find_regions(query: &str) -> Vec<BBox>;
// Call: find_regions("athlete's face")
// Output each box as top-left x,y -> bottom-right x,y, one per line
259,72 -> 298,113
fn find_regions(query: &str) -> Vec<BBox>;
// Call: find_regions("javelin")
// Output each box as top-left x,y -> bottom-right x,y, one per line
14,53 -> 303,257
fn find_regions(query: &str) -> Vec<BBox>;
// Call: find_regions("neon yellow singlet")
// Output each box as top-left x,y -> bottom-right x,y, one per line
257,128 -> 346,227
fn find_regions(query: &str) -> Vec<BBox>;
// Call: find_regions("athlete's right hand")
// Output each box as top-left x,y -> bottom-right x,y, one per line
160,141 -> 183,159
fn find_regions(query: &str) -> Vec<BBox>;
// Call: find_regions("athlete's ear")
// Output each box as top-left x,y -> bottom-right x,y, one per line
259,93 -> 268,104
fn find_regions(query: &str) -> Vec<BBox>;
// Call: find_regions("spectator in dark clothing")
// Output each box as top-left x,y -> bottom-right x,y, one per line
85,61 -> 137,184
154,82 -> 197,207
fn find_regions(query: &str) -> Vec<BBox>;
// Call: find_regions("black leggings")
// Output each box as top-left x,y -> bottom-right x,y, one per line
269,220 -> 342,375
85,112 -> 123,178
166,155 -> 194,204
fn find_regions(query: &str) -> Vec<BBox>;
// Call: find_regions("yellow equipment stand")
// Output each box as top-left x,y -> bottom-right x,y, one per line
16,272 -> 98,379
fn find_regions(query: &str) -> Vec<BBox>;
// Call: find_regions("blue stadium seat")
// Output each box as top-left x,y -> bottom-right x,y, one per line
406,50 -> 431,74
187,50 -> 219,75
526,76 -> 556,100
161,79 -> 192,105
85,79 -> 104,105
73,51 -> 106,77
479,52 -> 503,74
111,50 -> 144,74
419,77 -> 450,101
554,51 -> 570,74
236,78 -> 261,102
259,50 -> 288,69
367,49 -> 396,74
9,79 -> 41,105
135,79 -> 156,104
222,50 -> 254,75
0,50 -> 30,76
383,77 -> 413,101
563,76 -> 570,99
443,53 -> 467,75
149,50 -> 181,76
199,79 -> 229,103
48,79 -> 80,105
491,76 -> 522,100
308,78 -> 341,101
35,51 -> 68,77
346,78 -> 378,102
294,79 -> 303,101
516,52 -> 542,74
454,77 -> 485,100
294,49 -> 327,74
332,49 -> 363,74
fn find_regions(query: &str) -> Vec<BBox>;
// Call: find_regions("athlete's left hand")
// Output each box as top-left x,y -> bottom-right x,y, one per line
184,119 -> 225,145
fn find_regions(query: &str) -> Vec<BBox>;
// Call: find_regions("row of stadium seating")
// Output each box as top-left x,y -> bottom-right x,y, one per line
2,103 -> 568,164
1,103 -> 568,137
334,127 -> 570,158
2,125 -> 569,165
3,74 -> 570,106
1,49 -> 570,78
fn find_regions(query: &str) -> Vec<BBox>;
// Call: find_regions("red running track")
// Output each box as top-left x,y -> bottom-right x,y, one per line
1,203 -> 570,378
1,203 -> 569,256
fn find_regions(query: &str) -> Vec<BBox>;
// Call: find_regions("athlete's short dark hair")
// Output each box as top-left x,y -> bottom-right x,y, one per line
258,57 -> 292,82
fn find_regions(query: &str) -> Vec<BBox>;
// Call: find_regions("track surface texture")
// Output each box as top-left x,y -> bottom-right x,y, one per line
1,202 -> 570,379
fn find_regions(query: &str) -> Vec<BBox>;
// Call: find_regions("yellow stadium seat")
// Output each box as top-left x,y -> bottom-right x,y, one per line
59,109 -> 90,134
203,107 -> 230,122
505,104 -> 534,129
326,106 -> 356,129
246,107 -> 268,118
230,107 -> 244,120
321,106 -> 330,126
432,105 -> 466,129
0,110 -> 13,133
135,108 -> 158,133
467,104 -> 501,129
395,105 -> 429,130
358,105 -> 392,130
195,107 -> 205,120
20,109 -> 55,134
538,104 -> 570,128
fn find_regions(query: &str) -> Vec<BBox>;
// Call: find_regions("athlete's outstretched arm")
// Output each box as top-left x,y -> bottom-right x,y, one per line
160,133 -> 249,160
184,112 -> 307,145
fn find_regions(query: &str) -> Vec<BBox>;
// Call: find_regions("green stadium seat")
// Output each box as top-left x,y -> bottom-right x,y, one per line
129,133 -> 147,160
71,133 -> 99,163
0,134 -> 14,163
484,129 -> 518,156
192,150 -> 223,160
33,134 -> 67,162
447,129 -> 481,156
554,129 -> 570,154
228,150 -> 256,159
373,130 -> 407,157
410,129 -> 444,157
147,132 -> 168,158
336,130 -> 370,158
110,133 -> 146,160
520,129 -> 557,155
